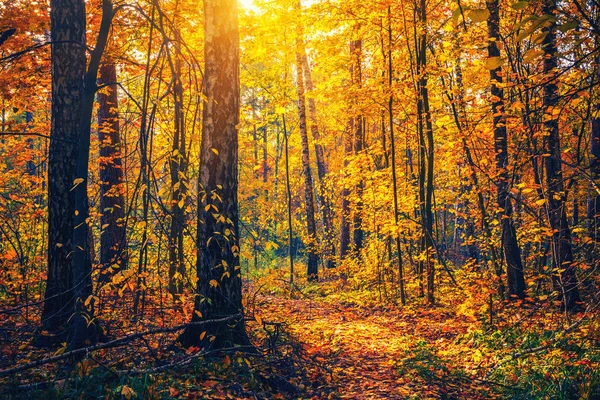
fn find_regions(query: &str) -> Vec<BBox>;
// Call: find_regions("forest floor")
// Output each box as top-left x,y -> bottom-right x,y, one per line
249,284 -> 498,399
2,271 -> 599,399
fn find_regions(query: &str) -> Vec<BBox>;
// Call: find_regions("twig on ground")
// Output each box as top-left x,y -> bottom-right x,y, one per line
0,314 -> 241,377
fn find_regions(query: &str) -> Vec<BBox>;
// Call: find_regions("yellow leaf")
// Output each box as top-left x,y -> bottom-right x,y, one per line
485,57 -> 505,70
469,8 -> 490,23
120,385 -> 136,400
210,279 -> 218,288
535,198 -> 546,206
178,198 -> 185,209
211,147 -> 219,156
255,315 -> 263,326
71,178 -> 84,191
523,49 -> 544,63
199,331 -> 207,340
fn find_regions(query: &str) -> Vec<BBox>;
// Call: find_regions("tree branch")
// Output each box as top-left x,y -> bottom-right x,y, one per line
0,314 -> 241,377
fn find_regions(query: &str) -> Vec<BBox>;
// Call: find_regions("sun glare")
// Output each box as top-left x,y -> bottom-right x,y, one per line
238,0 -> 258,11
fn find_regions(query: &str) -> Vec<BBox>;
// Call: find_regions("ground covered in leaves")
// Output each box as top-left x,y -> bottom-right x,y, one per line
1,269 -> 599,399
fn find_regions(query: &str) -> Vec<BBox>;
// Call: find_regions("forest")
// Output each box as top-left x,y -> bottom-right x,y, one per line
0,0 -> 599,398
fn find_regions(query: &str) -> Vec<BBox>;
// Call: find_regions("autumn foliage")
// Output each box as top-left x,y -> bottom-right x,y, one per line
0,0 -> 599,398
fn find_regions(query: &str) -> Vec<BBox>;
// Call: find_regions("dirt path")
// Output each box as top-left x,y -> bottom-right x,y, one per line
255,293 -> 492,399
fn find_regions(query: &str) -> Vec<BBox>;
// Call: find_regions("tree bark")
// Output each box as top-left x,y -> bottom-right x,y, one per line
387,6 -> 406,305
69,0 -> 113,349
351,40 -> 365,254
542,0 -> 581,310
339,118 -> 352,260
168,20 -> 188,298
589,45 -> 600,274
283,115 -> 294,284
486,0 -> 526,299
294,33 -> 319,281
42,0 -> 86,334
178,0 -> 250,349
416,0 -> 435,304
98,62 -> 128,285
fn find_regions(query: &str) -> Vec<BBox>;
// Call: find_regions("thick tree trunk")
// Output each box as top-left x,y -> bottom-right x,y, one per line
98,62 -> 128,285
486,0 -> 526,299
542,0 -> 581,310
42,0 -> 87,334
295,37 -> 319,281
178,0 -> 250,349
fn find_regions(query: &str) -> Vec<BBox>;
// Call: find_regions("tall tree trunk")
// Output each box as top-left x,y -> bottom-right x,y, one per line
542,0 -> 581,310
351,40 -> 365,254
301,49 -> 335,268
283,115 -> 294,284
98,62 -> 128,285
339,118 -> 352,260
178,0 -> 250,348
168,21 -> 188,298
340,39 -> 366,261
42,0 -> 86,333
416,0 -> 435,304
69,0 -> 113,348
262,125 -> 268,184
387,6 -> 406,304
486,0 -> 526,299
589,46 -> 600,276
295,33 -> 319,281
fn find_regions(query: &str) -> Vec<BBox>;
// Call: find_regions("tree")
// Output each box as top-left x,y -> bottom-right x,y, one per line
98,61 -> 128,284
589,39 -> 600,271
542,0 -> 581,310
486,0 -> 526,299
178,0 -> 250,349
294,12 -> 319,281
386,5 -> 405,305
166,5 -> 189,298
350,39 -> 365,254
415,0 -> 435,304
301,46 -> 335,269
69,0 -> 113,348
42,0 -> 87,334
